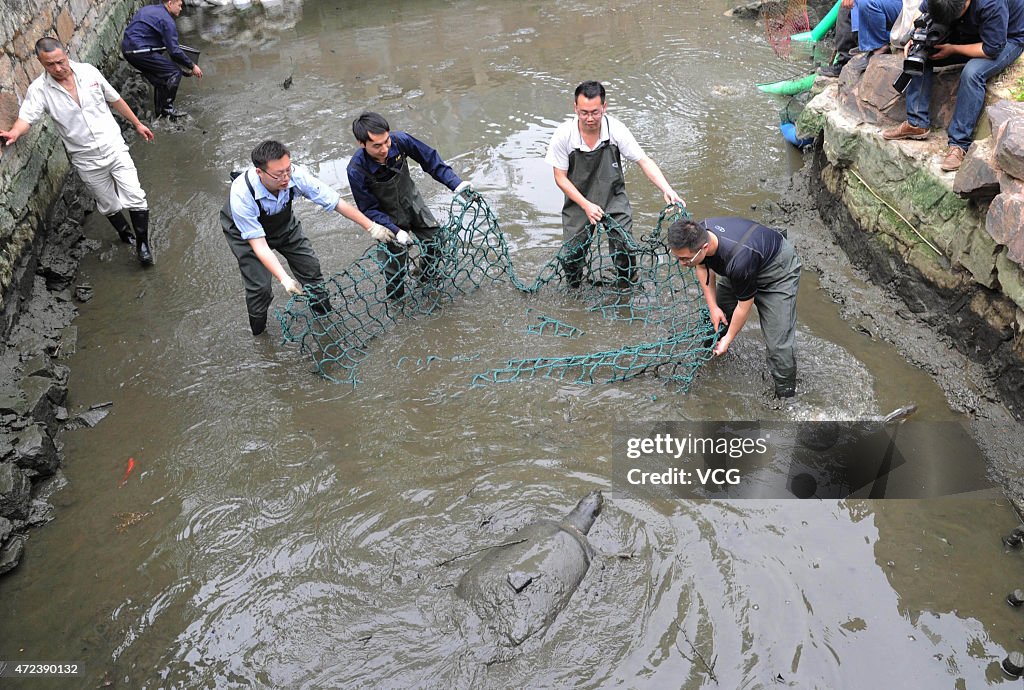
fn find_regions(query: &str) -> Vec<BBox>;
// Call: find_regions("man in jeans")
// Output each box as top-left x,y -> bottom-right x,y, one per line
883,0 -> 1024,171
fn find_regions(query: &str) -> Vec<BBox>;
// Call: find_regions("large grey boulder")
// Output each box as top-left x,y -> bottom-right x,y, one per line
954,138 -> 1001,201
14,423 -> 59,478
994,118 -> 1024,182
0,462 -> 31,521
987,175 -> 1024,266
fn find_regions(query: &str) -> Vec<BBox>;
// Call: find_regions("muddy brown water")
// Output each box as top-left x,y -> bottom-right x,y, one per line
2,1 -> 1023,688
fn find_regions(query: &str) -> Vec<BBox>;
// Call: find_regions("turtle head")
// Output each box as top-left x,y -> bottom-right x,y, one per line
565,490 -> 603,534
882,403 -> 918,426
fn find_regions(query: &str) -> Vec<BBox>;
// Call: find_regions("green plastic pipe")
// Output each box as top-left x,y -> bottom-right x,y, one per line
756,73 -> 817,95
791,0 -> 841,42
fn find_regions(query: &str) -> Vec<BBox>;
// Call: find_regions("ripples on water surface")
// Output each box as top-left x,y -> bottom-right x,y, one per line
0,1 -> 1021,688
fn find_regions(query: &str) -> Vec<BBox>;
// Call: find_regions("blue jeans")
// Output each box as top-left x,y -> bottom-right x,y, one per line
905,41 -> 1024,150
857,0 -> 903,52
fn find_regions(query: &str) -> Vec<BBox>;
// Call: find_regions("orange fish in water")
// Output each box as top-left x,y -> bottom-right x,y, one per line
119,457 -> 135,487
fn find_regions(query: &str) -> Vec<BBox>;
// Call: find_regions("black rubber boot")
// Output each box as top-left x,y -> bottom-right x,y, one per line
105,212 -> 135,245
384,243 -> 407,301
774,380 -> 797,398
309,289 -> 332,316
159,104 -> 188,120
615,251 -> 637,289
248,313 -> 268,336
157,82 -> 186,119
561,258 -> 584,289
128,209 -> 155,266
419,240 -> 443,286
153,87 -> 165,119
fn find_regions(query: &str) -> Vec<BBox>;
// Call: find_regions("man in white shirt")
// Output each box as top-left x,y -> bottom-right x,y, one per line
545,80 -> 682,288
0,38 -> 156,266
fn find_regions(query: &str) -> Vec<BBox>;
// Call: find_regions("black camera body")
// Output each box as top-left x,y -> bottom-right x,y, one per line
893,14 -> 950,93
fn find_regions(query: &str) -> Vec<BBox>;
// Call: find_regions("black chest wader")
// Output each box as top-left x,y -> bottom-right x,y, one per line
709,222 -> 801,398
560,133 -> 635,289
360,152 -> 442,301
220,175 -> 329,335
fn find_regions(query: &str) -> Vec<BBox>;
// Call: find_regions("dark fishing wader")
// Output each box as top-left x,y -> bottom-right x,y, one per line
714,222 -> 801,397
357,152 -> 441,300
220,175 -> 330,335
560,127 -> 635,288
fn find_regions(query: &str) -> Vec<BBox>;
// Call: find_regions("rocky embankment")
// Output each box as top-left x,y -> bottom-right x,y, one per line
0,182 -> 104,575
798,53 -> 1024,419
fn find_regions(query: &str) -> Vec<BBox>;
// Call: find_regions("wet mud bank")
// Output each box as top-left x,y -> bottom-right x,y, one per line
0,181 -> 96,575
788,52 -> 1024,508
811,146 -> 1021,414
771,160 -> 1024,507
795,56 -> 1024,421
0,51 -> 147,574
0,0 -> 151,571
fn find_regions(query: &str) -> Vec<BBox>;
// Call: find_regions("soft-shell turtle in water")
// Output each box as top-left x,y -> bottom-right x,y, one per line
456,491 -> 603,646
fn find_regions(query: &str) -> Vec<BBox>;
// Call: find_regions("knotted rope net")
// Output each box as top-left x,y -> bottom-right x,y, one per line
764,0 -> 811,58
276,194 -> 717,388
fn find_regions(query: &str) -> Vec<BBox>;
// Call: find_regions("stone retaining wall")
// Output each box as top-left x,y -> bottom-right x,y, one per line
0,0 -> 141,574
0,0 -> 140,334
799,55 -> 1024,416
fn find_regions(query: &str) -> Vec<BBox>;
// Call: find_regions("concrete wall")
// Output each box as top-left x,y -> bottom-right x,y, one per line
0,0 -> 140,338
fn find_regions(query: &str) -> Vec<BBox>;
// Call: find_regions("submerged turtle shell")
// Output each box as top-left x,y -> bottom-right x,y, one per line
456,491 -> 603,647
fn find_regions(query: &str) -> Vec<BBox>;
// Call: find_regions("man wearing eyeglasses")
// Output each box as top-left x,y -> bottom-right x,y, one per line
667,217 -> 802,398
220,139 -> 383,336
545,80 -> 682,289
347,112 -> 471,302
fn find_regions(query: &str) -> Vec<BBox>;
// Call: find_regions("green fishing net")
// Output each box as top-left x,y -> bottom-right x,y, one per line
276,194 -> 716,388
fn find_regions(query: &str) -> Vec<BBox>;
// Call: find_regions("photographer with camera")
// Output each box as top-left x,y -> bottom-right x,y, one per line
883,0 -> 1024,172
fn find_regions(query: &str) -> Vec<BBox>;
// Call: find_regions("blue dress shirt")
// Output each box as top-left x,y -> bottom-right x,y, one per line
229,165 -> 341,241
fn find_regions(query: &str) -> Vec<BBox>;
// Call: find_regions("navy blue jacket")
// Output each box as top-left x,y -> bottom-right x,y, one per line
347,131 -> 462,233
923,0 -> 1024,56
122,3 -> 194,68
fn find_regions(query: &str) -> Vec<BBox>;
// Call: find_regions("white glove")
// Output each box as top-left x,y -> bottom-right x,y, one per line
395,229 -> 413,245
281,275 -> 303,295
368,222 -> 395,243
454,180 -> 473,197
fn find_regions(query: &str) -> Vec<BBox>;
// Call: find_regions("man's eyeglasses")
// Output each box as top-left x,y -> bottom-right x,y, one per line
577,109 -> 603,120
677,243 -> 708,266
259,165 -> 293,182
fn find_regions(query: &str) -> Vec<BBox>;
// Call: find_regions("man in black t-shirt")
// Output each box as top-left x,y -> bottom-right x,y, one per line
667,217 -> 802,398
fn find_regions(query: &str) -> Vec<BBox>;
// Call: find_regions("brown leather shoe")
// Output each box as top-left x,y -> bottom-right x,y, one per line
882,121 -> 929,140
940,146 -> 966,172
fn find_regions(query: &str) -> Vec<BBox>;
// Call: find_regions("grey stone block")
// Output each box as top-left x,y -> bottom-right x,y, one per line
0,534 -> 25,575
14,423 -> 59,478
994,119 -> 1024,182
0,461 -> 30,521
954,138 -> 1001,201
